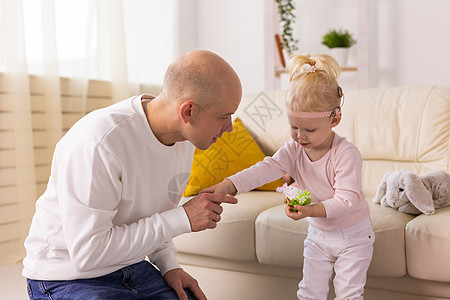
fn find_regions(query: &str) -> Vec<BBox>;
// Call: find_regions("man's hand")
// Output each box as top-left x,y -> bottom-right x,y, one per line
182,191 -> 237,232
200,179 -> 237,196
164,268 -> 206,300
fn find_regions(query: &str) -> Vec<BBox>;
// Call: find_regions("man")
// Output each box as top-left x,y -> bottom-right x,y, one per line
23,49 -> 242,300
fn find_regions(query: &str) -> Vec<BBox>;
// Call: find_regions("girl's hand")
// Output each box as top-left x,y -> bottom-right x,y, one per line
285,204 -> 310,220
285,203 -> 326,220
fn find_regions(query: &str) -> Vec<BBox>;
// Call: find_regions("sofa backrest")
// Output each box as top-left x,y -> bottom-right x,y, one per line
234,90 -> 291,156
235,86 -> 450,198
337,86 -> 450,197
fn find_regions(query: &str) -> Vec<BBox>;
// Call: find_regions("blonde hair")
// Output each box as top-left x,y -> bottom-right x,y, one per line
286,53 -> 342,113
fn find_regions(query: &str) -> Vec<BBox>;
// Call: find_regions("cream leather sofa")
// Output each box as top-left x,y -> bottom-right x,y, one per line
174,86 -> 450,300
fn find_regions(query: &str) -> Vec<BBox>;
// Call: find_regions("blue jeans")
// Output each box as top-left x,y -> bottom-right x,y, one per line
26,261 -> 197,300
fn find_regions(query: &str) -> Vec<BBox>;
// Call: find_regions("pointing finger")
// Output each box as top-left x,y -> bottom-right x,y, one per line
208,194 -> 238,205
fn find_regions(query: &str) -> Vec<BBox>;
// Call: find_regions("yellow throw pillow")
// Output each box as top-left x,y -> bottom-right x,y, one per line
183,118 -> 284,197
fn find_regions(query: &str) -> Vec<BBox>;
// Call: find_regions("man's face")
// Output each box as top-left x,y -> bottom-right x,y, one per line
190,95 -> 241,150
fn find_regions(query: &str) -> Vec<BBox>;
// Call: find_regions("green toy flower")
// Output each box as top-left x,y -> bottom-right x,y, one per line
285,190 -> 311,212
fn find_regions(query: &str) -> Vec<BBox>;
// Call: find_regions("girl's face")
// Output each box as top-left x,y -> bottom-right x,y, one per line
288,115 -> 341,153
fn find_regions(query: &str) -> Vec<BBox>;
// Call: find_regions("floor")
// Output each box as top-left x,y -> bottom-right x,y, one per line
0,263 -> 28,299
0,263 -> 299,300
2,262 -> 446,300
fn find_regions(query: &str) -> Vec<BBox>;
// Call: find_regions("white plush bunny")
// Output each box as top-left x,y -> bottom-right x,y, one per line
373,170 -> 450,215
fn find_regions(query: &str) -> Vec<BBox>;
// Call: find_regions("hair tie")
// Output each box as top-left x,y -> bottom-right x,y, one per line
308,65 -> 317,73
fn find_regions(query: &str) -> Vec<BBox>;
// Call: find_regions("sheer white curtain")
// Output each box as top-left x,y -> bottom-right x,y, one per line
0,0 -> 178,264
0,0 -> 36,265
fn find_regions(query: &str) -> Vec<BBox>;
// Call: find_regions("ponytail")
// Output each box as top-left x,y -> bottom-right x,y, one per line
289,53 -> 341,82
286,53 -> 343,112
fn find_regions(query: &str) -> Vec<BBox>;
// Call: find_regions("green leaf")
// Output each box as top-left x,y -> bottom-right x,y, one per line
275,0 -> 299,55
321,28 -> 356,48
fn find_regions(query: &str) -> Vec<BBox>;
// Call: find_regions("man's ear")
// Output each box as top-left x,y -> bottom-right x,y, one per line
331,115 -> 341,127
179,101 -> 194,123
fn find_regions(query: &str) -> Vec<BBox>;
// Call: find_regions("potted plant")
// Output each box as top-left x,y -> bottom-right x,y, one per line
321,29 -> 356,67
275,0 -> 299,63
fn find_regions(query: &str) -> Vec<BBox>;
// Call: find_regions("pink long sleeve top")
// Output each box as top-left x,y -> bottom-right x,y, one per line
228,133 -> 370,231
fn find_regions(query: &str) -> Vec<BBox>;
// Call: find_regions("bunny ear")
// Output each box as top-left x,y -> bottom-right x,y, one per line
404,172 -> 435,215
374,171 -> 391,203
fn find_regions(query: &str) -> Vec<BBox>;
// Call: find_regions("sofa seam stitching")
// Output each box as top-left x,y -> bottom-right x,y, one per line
415,86 -> 434,161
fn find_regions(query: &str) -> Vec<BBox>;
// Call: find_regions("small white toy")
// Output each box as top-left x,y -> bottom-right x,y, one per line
277,183 -> 311,212
373,169 -> 450,215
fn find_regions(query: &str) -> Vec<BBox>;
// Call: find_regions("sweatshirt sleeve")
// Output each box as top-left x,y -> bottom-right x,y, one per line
147,240 -> 181,276
321,146 -> 364,219
58,143 -> 191,273
228,142 -> 296,194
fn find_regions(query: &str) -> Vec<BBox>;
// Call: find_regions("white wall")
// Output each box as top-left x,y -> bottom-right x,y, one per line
194,0 -> 268,96
179,0 -> 271,96
177,0 -> 198,55
372,0 -> 450,87
182,0 -> 450,95
291,0 -> 360,92
291,0 -> 450,90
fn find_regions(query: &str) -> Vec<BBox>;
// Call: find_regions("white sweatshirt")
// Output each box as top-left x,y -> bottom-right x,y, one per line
23,95 -> 194,280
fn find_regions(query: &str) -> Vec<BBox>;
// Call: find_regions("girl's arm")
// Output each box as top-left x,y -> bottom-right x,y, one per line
227,142 -> 298,194
321,146 -> 364,219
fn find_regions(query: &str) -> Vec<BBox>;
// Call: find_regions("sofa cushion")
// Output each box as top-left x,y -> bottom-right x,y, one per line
367,199 -> 415,277
255,204 -> 308,268
405,206 -> 450,282
174,192 -> 283,262
255,198 -> 415,277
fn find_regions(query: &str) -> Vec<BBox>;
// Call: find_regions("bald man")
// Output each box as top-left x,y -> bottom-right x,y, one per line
23,50 -> 242,300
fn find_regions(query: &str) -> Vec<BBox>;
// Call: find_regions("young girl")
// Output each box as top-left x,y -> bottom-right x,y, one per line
204,54 -> 374,299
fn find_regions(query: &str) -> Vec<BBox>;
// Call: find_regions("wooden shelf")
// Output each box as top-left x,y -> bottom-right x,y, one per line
342,66 -> 358,72
275,66 -> 357,77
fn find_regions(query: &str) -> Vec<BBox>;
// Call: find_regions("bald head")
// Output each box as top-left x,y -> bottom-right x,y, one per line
162,50 -> 241,110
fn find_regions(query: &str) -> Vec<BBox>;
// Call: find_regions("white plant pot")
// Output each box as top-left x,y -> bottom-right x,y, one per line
329,47 -> 349,67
